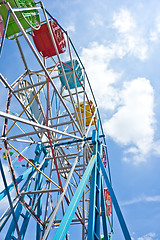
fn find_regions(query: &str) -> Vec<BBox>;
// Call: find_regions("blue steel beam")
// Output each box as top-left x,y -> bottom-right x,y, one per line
4,146 -> 42,239
95,131 -> 102,239
0,158 -> 48,232
88,124 -> 102,240
20,146 -> 47,240
0,169 -> 37,232
2,144 -> 47,240
87,128 -> 97,240
36,171 -> 43,240
18,183 -> 32,240
101,180 -> 109,240
53,154 -> 96,240
0,168 -> 33,200
52,134 -> 105,148
5,200 -> 23,240
98,154 -> 131,240
4,182 -> 31,240
20,159 -> 47,240
87,130 -> 98,240
0,158 -> 21,240
95,161 -> 101,239
20,205 -> 31,239
87,163 -> 97,240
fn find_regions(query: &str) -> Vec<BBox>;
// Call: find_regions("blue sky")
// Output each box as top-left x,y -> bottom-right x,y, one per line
46,1 -> 160,239
1,0 -> 160,239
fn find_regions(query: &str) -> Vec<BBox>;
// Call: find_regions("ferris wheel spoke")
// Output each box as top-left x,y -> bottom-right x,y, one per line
41,151 -> 82,239
0,2 -> 121,239
66,33 -> 84,132
0,111 -> 82,141
0,152 -> 47,228
85,106 -> 98,137
6,129 -> 56,142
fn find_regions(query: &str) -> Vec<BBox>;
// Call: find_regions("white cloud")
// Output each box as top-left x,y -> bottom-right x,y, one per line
112,8 -> 136,33
81,40 -> 155,164
151,140 -> 160,155
66,25 -> 76,33
138,232 -> 157,240
150,31 -> 158,42
90,14 -> 104,27
122,195 -> 160,206
104,78 -> 155,163
81,42 -> 121,111
150,16 -> 160,42
112,8 -> 148,60
80,8 -> 157,164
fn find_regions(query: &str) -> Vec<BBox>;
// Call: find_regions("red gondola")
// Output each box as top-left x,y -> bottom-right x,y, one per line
104,188 -> 111,216
32,19 -> 66,58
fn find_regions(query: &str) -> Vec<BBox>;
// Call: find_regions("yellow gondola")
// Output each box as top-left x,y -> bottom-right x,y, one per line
75,100 -> 96,126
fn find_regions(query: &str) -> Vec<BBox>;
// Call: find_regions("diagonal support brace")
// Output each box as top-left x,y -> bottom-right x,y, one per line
52,155 -> 96,240
98,154 -> 131,240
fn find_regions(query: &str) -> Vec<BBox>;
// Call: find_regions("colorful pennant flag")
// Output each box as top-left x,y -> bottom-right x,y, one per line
3,151 -> 14,160
18,155 -> 23,162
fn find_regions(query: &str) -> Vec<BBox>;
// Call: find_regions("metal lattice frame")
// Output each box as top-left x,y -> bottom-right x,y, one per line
0,1 -> 131,240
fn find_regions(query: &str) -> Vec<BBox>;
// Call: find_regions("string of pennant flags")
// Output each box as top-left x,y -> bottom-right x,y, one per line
0,147 -> 34,167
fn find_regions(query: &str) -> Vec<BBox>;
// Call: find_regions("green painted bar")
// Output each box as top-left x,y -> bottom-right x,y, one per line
0,0 -> 40,38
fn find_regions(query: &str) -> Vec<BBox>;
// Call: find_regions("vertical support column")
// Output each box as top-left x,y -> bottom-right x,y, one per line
20,199 -> 32,240
87,120 -> 102,240
36,171 -> 43,240
98,154 -> 131,240
20,152 -> 48,240
87,162 -> 97,240
101,180 -> 109,240
0,158 -> 21,240
33,145 -> 43,240
82,143 -> 86,240
87,128 -> 97,239
95,141 -> 102,239
5,199 -> 23,240
52,154 -> 96,240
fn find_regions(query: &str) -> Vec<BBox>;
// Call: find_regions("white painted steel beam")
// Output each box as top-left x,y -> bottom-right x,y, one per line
50,121 -> 73,128
42,149 -> 82,240
62,90 -> 84,98
6,129 -> 54,140
3,1 -> 83,136
85,106 -> 98,137
21,188 -> 61,195
13,80 -> 46,93
0,111 -> 82,140
66,32 -> 84,132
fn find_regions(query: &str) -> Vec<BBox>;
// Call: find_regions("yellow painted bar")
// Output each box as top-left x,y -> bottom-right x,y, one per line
6,80 -> 47,136
6,141 -> 61,190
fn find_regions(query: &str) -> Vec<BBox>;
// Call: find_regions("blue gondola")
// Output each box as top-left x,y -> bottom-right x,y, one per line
58,59 -> 84,89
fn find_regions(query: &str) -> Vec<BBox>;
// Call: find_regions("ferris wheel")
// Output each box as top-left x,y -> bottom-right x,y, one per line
0,1 -> 131,239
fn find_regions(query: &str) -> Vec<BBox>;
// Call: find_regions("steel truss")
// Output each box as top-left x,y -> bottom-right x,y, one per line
0,1 -> 131,239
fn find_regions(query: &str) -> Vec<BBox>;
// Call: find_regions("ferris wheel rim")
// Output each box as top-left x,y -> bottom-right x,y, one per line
0,4 -> 115,240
